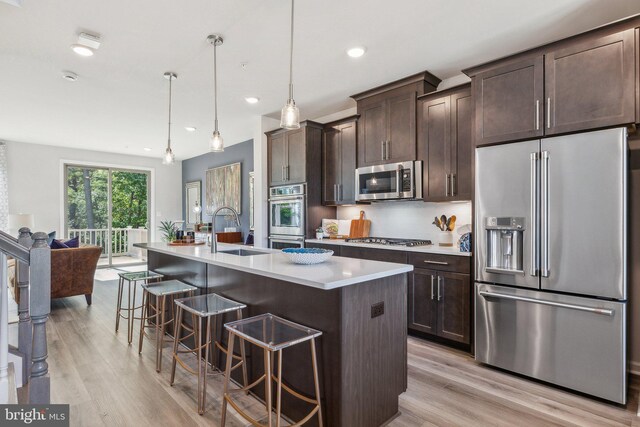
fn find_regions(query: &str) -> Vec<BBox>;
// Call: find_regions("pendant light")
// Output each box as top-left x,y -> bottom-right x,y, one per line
162,72 -> 177,165
280,0 -> 300,129
207,34 -> 224,152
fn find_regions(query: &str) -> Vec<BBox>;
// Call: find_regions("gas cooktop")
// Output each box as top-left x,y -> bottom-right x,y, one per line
345,237 -> 432,247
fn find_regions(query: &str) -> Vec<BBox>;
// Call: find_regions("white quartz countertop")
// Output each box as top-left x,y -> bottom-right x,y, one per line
136,242 -> 413,290
305,239 -> 472,257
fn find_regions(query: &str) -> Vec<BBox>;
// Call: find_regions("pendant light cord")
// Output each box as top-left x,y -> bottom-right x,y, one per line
288,0 -> 295,101
167,75 -> 172,149
214,41 -> 219,132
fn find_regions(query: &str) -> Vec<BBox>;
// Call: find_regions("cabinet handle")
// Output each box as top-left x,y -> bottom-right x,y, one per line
452,174 -> 457,196
333,184 -> 337,202
281,165 -> 285,182
381,141 -> 385,160
338,184 -> 342,201
430,274 -> 435,300
445,173 -> 450,196
437,275 -> 442,301
535,100 -> 540,131
286,165 -> 290,181
386,140 -> 390,160
546,97 -> 551,129
424,260 -> 449,265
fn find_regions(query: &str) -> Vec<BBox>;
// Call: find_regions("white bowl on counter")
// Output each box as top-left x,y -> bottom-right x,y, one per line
282,248 -> 334,265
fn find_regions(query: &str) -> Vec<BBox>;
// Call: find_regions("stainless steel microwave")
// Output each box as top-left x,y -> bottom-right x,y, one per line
355,161 -> 422,201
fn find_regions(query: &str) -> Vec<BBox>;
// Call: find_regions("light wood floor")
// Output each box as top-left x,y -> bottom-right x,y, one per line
46,279 -> 640,427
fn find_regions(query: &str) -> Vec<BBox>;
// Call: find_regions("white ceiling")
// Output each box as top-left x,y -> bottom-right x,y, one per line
1,0 -> 640,160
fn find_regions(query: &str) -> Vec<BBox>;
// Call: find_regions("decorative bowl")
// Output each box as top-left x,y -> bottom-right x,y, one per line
282,248 -> 334,265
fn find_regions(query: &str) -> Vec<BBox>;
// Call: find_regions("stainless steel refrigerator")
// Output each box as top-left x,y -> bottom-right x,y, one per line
474,127 -> 628,404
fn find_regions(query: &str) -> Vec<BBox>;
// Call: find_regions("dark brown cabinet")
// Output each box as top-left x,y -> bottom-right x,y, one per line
470,29 -> 636,146
407,253 -> 471,345
340,246 -> 408,264
352,72 -> 441,167
323,117 -> 358,205
267,121 -> 323,187
417,84 -> 472,201
545,29 -> 635,135
473,55 -> 544,146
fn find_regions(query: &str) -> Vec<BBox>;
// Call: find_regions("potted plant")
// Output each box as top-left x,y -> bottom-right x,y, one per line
158,220 -> 177,243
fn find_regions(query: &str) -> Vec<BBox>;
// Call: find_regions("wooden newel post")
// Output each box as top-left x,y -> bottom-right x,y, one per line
16,227 -> 32,385
28,232 -> 50,404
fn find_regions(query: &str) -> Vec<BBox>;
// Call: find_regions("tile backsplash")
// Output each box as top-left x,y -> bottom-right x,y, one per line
336,201 -> 472,241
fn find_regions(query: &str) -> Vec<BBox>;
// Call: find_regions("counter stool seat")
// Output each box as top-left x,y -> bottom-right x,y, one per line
221,313 -> 323,427
170,293 -> 248,415
115,270 -> 164,344
138,280 -> 197,372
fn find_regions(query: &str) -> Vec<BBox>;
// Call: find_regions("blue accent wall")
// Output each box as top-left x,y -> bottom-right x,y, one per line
181,139 -> 254,240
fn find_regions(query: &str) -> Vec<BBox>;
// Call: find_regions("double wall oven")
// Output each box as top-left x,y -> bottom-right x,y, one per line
268,184 -> 306,249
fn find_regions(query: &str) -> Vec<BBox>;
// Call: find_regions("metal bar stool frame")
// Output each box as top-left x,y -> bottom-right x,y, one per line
115,270 -> 164,344
170,293 -> 249,415
138,280 -> 197,372
221,313 -> 323,427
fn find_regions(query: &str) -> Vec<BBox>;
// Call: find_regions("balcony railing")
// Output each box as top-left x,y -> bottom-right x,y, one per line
68,228 -> 147,257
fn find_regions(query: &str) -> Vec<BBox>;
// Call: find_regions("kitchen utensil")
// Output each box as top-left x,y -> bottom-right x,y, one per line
349,211 -> 371,238
433,216 -> 442,230
440,215 -> 447,230
447,215 -> 457,231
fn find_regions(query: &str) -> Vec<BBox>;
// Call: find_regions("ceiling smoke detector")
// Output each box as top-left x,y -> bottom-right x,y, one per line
71,32 -> 101,57
61,71 -> 78,82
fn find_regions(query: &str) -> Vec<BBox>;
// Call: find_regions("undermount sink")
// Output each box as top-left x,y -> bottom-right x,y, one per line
218,249 -> 269,257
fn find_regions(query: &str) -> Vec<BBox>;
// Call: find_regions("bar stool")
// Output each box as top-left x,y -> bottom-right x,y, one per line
138,280 -> 197,372
115,270 -> 164,344
170,293 -> 248,415
221,313 -> 323,427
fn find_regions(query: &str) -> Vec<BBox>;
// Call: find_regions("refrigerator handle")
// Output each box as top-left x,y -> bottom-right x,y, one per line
530,152 -> 539,276
541,151 -> 550,277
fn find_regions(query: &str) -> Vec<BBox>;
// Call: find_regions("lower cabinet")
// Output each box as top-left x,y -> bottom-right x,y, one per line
409,268 -> 470,344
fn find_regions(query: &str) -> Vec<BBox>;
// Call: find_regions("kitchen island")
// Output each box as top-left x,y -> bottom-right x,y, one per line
136,242 -> 413,427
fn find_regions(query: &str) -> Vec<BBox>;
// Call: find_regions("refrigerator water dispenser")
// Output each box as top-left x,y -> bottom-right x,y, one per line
485,217 -> 524,274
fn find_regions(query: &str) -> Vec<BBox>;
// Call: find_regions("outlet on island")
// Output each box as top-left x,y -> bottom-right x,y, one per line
371,301 -> 384,318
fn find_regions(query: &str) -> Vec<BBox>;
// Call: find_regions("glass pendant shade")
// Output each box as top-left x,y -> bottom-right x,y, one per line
193,200 -> 202,213
280,99 -> 300,129
162,146 -> 175,165
209,130 -> 224,152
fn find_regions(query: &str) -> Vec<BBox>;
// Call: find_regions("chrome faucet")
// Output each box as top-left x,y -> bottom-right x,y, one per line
210,206 -> 241,253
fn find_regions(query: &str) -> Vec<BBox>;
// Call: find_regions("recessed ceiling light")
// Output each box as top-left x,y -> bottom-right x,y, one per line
143,147 -> 152,152
245,97 -> 260,104
61,71 -> 78,82
184,126 -> 197,132
347,47 -> 366,58
71,44 -> 94,57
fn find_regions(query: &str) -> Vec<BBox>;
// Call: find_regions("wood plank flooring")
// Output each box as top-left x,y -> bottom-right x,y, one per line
46,277 -> 640,426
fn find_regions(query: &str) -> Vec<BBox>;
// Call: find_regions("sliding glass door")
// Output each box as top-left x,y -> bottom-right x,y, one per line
64,165 -> 150,268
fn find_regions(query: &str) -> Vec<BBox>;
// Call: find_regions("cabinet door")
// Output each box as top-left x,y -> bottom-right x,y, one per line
323,128 -> 340,205
408,270 -> 438,335
286,128 -> 306,184
338,121 -> 357,204
474,56 -> 544,146
357,100 -> 387,167
305,242 -> 341,255
545,29 -> 635,135
387,91 -> 417,163
418,95 -> 449,201
269,133 -> 287,186
450,88 -> 473,200
437,271 -> 470,344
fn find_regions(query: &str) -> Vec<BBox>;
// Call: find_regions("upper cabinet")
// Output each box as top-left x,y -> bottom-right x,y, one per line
323,116 -> 358,205
417,84 -> 473,202
545,30 -> 635,135
352,72 -> 441,167
267,121 -> 323,187
468,28 -> 636,146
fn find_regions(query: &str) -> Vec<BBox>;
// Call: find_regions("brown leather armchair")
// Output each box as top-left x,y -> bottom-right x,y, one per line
50,246 -> 102,305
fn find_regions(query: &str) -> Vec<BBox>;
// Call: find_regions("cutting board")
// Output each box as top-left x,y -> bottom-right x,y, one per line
349,211 -> 371,238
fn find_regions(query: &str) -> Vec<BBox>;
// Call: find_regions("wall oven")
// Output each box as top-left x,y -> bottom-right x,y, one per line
355,161 -> 422,201
269,184 -> 306,248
